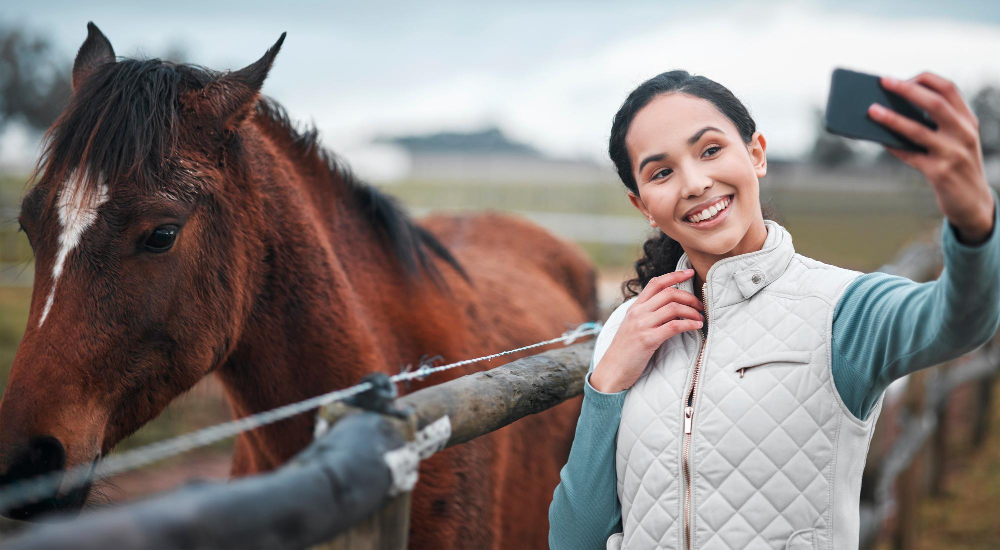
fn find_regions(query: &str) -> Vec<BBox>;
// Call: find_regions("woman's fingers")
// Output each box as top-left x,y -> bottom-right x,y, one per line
635,269 -> 697,306
909,72 -> 977,122
880,75 -> 964,133
868,102 -> 939,152
873,73 -> 984,185
652,302 -> 704,326
881,143 -> 934,173
657,318 -> 704,340
642,283 -> 704,314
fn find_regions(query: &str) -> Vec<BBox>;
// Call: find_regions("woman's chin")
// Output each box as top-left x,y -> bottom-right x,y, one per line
678,226 -> 746,257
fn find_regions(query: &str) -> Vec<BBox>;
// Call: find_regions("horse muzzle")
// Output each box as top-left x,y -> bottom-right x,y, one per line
0,435 -> 93,521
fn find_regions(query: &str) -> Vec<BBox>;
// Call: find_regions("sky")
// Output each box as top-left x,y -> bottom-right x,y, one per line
2,0 -> 1000,180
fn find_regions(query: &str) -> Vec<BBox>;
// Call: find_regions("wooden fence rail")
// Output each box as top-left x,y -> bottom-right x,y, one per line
858,339 -> 999,549
1,343 -> 595,549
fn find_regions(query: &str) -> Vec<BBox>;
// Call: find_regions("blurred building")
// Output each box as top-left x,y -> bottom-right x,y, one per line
375,127 -> 619,185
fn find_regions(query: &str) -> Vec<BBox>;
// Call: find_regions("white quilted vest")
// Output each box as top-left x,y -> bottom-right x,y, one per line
608,220 -> 885,550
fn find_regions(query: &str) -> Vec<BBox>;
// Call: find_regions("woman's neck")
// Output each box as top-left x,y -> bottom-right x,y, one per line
688,218 -> 769,299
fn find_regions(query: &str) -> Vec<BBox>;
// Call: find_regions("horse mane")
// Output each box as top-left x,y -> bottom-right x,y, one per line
252,96 -> 470,291
31,56 -> 469,292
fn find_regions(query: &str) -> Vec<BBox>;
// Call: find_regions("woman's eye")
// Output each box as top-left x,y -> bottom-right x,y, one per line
144,225 -> 179,253
652,167 -> 672,180
703,145 -> 722,157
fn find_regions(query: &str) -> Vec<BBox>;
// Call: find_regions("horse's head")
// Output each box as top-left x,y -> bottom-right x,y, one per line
0,23 -> 286,520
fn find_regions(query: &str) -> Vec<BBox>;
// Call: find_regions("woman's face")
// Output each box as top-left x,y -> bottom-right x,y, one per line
625,92 -> 768,259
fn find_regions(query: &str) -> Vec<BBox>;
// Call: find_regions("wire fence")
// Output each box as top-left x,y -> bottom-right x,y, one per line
0,321 -> 602,516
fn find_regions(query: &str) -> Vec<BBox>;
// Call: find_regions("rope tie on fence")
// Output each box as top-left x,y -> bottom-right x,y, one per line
382,415 -> 453,496
0,320 -> 602,514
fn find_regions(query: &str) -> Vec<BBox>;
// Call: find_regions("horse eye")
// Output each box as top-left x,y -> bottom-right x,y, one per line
144,225 -> 179,253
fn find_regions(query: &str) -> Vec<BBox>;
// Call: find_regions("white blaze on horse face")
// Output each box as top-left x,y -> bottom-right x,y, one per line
38,169 -> 110,327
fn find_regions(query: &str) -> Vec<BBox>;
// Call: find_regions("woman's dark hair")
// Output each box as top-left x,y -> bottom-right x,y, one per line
610,69 -> 778,300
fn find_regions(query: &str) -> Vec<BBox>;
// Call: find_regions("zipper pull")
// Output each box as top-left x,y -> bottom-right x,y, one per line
739,368 -> 745,379
684,406 -> 693,434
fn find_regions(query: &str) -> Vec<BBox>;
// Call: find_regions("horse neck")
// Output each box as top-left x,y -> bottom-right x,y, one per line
214,125 -> 419,464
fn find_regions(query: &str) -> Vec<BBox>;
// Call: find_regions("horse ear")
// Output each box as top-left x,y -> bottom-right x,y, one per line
197,32 -> 286,130
73,22 -> 116,93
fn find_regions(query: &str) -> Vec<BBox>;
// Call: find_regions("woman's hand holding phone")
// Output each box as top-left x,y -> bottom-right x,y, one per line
869,72 -> 996,245
590,269 -> 705,394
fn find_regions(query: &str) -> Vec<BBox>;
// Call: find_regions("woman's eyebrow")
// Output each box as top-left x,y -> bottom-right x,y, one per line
688,126 -> 724,146
637,126 -> 726,173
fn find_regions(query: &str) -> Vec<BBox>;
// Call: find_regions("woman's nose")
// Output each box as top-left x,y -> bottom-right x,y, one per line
679,171 -> 713,199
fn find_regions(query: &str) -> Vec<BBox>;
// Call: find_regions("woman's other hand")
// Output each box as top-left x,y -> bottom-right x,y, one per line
868,72 -> 996,245
591,269 -> 705,393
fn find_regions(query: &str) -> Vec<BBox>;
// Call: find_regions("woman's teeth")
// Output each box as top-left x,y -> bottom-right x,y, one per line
686,196 -> 731,223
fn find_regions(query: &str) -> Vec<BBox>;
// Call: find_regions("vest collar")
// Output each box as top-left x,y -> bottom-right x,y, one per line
673,220 -> 796,309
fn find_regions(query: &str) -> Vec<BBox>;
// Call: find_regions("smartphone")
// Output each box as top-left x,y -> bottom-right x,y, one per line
824,67 -> 938,154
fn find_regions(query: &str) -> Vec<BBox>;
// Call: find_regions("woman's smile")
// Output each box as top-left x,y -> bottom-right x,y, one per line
682,194 -> 734,229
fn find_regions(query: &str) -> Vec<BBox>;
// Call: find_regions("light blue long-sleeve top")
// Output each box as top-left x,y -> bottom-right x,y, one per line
549,186 -> 1000,550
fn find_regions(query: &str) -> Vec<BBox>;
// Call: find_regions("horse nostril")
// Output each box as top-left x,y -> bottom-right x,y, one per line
0,435 -> 70,521
28,435 -> 66,475
0,435 -> 66,489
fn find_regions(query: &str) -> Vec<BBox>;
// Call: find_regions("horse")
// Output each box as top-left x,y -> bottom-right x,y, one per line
0,23 -> 597,549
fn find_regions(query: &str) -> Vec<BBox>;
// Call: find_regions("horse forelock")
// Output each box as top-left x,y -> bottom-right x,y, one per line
33,57 -> 217,209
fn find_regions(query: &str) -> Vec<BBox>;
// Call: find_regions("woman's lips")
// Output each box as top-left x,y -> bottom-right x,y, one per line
683,194 -> 734,229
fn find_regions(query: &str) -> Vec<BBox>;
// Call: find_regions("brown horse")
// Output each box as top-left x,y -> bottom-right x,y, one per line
0,23 -> 597,548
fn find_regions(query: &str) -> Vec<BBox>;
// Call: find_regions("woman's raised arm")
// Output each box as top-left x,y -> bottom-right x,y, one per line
832,72 -> 999,421
832,186 -> 999,420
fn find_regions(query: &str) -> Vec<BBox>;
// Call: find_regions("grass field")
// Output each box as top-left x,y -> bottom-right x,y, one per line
389,178 -> 944,272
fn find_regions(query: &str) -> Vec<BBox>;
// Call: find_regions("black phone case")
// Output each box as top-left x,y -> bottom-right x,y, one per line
824,68 -> 937,154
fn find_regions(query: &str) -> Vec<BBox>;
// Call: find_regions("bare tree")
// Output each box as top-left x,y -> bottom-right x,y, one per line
0,24 -> 72,132
971,85 -> 1000,159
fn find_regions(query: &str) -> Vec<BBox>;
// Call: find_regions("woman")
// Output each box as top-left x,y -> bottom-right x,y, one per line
548,70 -> 999,550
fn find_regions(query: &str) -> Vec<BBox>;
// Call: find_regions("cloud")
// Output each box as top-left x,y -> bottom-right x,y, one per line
304,2 -> 1000,167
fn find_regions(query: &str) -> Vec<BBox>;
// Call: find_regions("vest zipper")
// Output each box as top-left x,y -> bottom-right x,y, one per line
683,281 -> 709,550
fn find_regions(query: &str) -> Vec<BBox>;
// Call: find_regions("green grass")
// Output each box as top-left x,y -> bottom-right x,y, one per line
0,173 -> 32,210
389,179 -> 637,216
386,179 -> 945,272
0,285 -> 32,394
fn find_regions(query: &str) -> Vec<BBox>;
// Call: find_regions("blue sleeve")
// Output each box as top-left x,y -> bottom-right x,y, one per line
548,359 -> 627,549
832,186 -> 1000,421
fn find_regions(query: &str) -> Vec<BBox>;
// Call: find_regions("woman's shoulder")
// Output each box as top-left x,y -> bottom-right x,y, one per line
788,252 -> 865,276
768,252 -> 866,301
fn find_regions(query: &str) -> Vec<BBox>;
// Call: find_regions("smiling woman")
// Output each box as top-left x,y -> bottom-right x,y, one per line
548,69 -> 1000,550
608,74 -> 780,303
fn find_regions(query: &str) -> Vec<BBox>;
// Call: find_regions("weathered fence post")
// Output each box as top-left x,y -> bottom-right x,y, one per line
929,382 -> 948,498
310,402 -> 416,550
893,368 -> 929,550
972,377 -> 993,447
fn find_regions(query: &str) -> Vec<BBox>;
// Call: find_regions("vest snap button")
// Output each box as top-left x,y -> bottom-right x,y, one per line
752,273 -> 763,284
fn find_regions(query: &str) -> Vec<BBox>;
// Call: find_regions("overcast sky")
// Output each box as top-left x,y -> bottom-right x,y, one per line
3,1 -> 1000,178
